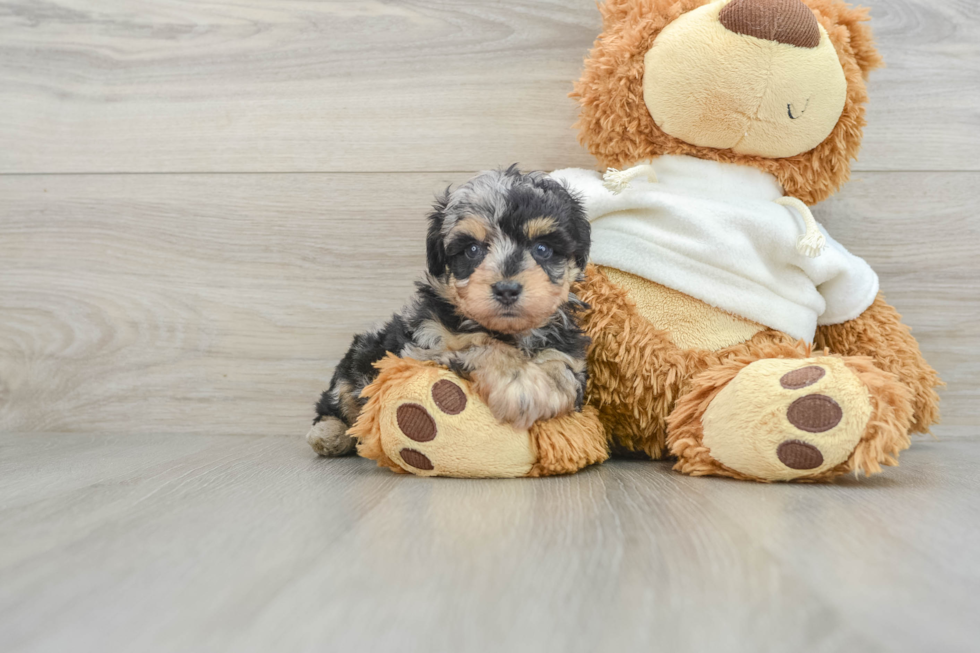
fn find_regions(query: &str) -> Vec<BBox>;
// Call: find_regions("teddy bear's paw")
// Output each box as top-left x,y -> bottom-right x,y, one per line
378,371 -> 536,478
698,357 -> 874,481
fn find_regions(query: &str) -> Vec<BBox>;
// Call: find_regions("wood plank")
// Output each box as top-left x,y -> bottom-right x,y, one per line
1,433 -> 978,652
0,0 -> 977,174
1,171 -> 975,437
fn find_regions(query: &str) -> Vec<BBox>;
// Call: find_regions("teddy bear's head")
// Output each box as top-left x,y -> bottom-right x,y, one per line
573,0 -> 883,204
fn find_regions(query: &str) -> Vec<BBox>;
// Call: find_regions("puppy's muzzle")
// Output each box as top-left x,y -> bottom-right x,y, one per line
492,280 -> 523,306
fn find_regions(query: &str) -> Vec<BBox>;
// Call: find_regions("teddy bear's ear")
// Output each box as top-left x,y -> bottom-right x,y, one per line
598,0 -> 638,26
599,0 -> 635,28
823,1 -> 884,79
598,0 -> 683,29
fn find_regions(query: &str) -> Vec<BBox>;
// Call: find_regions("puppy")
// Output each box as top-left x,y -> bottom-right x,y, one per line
308,166 -> 592,457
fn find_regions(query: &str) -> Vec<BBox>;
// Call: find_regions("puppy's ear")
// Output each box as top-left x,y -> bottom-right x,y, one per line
426,188 -> 450,277
557,183 -> 591,271
569,199 -> 591,271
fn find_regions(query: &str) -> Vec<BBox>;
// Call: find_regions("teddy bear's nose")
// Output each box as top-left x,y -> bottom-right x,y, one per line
719,0 -> 820,48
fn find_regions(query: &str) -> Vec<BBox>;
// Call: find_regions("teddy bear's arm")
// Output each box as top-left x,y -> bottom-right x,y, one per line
814,293 -> 942,434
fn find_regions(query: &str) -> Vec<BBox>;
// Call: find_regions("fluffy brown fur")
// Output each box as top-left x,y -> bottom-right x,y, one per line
528,405 -> 611,477
576,265 -> 801,458
576,266 -> 920,480
572,0 -> 883,205
815,293 -> 942,433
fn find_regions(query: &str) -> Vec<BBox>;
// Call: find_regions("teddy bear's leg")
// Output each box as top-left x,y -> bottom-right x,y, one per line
349,354 -> 607,478
527,406 -> 609,477
574,265 -> 690,460
816,293 -> 942,434
667,353 -> 915,482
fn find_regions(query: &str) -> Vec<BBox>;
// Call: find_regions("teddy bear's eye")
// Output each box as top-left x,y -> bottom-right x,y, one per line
532,243 -> 553,261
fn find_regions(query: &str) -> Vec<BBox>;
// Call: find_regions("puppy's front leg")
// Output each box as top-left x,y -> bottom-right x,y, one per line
310,375 -> 361,457
470,347 -> 584,430
309,323 -> 406,457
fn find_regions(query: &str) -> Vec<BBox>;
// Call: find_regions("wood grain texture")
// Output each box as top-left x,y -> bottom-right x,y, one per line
0,172 -> 436,435
0,0 -> 978,174
0,0 -> 601,174
1,433 -> 978,653
1,172 -> 975,437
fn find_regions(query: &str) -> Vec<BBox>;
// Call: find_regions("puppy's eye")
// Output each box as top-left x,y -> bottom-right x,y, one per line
465,243 -> 485,260
532,243 -> 553,261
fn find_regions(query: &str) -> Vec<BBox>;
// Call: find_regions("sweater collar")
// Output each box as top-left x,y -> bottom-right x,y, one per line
599,156 -> 826,258
637,155 -> 785,202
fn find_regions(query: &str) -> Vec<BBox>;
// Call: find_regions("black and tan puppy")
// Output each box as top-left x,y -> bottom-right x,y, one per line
308,166 -> 592,457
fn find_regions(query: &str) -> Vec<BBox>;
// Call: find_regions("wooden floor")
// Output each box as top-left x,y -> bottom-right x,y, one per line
2,2 -> 979,651
2,432 -> 978,653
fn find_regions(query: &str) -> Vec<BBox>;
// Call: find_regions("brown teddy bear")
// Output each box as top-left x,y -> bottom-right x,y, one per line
552,0 -> 942,481
344,0 -> 941,481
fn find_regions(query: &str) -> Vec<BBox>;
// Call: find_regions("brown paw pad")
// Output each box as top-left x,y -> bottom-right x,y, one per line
432,379 -> 467,415
399,448 -> 434,471
787,394 -> 843,433
780,365 -> 826,390
776,440 -> 824,470
396,404 -> 437,442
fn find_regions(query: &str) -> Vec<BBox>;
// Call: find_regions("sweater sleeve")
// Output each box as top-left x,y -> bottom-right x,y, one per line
800,226 -> 880,326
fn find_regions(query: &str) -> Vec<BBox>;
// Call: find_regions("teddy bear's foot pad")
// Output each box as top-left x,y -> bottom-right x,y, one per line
393,382 -> 469,470
700,357 -> 873,481
776,439 -> 825,470
397,447 -> 435,471
378,370 -> 536,478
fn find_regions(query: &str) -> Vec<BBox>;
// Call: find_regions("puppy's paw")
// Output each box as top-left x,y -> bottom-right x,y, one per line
483,389 -> 552,430
306,417 -> 356,457
476,362 -> 580,430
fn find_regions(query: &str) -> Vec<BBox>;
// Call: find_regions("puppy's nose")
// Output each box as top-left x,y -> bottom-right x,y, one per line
719,0 -> 820,49
492,280 -> 523,306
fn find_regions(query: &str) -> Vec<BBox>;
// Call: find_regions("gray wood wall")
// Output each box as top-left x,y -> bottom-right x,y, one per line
1,0 -> 977,437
